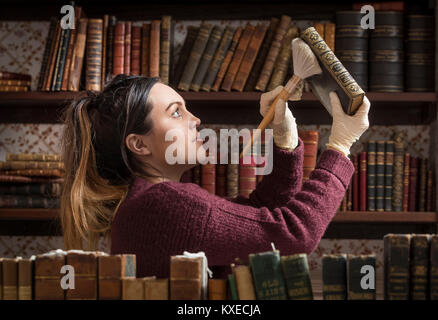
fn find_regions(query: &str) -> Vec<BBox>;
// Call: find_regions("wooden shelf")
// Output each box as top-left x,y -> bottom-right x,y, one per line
1,208 -> 437,223
0,91 -> 436,125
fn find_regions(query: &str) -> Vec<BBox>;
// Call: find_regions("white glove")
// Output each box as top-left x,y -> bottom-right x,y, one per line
326,91 -> 370,157
259,85 -> 299,150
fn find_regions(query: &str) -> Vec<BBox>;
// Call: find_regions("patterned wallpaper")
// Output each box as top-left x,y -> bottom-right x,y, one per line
0,20 -> 432,294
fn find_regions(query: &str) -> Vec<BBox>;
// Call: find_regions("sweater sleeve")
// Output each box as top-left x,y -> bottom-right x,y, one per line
201,147 -> 354,267
226,137 -> 305,210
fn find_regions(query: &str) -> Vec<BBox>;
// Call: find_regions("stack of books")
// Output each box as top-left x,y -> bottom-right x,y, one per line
0,71 -> 31,92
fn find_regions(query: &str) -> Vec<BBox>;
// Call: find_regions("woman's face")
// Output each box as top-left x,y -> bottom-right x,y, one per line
137,82 -> 205,178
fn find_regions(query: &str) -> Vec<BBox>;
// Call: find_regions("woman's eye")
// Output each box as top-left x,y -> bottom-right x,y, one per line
171,108 -> 182,118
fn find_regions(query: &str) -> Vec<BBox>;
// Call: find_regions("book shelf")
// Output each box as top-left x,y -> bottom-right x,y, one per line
1,0 -> 438,239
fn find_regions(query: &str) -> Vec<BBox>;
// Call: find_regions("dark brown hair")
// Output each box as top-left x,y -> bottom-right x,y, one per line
60,74 -> 160,250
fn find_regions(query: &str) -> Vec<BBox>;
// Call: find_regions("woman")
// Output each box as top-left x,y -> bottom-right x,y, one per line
60,74 -> 370,279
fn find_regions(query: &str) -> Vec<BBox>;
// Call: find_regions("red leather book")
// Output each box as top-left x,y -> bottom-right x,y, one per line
149,20 -> 161,78
113,22 -> 125,76
131,26 -> 141,75
359,152 -> 367,211
402,153 -> 410,212
124,22 -> 132,75
352,154 -> 359,211
408,156 -> 418,212
141,23 -> 151,76
298,130 -> 319,182
201,163 -> 216,195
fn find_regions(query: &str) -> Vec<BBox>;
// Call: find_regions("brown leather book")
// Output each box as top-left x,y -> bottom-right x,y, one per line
34,250 -> 66,300
427,169 -> 433,212
106,16 -> 117,82
211,27 -> 242,92
68,18 -> 88,92
245,18 -> 280,91
160,16 -> 172,84
418,158 -> 428,212
408,156 -> 418,211
221,22 -> 255,92
314,23 -> 325,40
98,254 -> 136,300
2,258 -> 18,300
141,23 -> 151,76
65,251 -> 98,300
6,152 -> 61,162
324,23 -> 336,51
38,17 -> 57,90
0,85 -> 29,92
201,163 -> 216,194
190,26 -> 223,92
216,154 -> 227,197
131,26 -> 142,75
231,264 -> 256,300
43,21 -> 62,91
170,255 -> 203,300
200,26 -> 234,92
144,278 -> 169,300
208,279 -> 227,300
178,22 -> 213,91
299,130 -> 319,182
101,14 -> 109,87
17,258 -> 32,300
86,19 -> 103,91
267,26 -> 299,91
173,26 -> 199,87
232,23 -> 268,92
124,21 -> 132,75
255,15 -> 291,91
0,160 -> 64,170
226,163 -> 239,198
3,169 -> 63,177
61,6 -> 83,91
122,277 -> 150,300
402,153 -> 411,212
112,22 -> 125,76
149,20 -> 161,77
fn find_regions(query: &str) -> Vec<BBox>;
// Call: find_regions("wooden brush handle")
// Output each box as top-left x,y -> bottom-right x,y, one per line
240,75 -> 301,158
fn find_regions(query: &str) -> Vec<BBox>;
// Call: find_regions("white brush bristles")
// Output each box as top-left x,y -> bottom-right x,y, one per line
291,38 -> 322,79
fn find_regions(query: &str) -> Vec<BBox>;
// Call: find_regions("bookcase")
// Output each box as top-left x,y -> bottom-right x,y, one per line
0,0 -> 438,241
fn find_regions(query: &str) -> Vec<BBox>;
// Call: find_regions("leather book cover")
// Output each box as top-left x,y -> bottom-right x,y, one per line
159,15 -> 172,84
38,17 -> 57,90
173,26 -> 198,86
426,169 -> 433,212
216,153 -> 227,197
376,140 -> 385,212
347,254 -> 376,299
367,141 -> 376,211
144,278 -> 168,300
85,19 -> 103,91
392,133 -> 404,211
105,16 -> 117,82
410,234 -> 430,300
384,141 -> 394,211
6,153 -> 61,162
324,23 -> 335,51
201,163 -> 216,195
408,157 -> 419,211
149,20 -> 161,77
124,21 -> 132,75
418,158 -> 428,211
43,21 -> 61,91
280,254 -> 313,300
131,26 -> 142,76
255,15 -> 291,91
402,153 -> 411,212
122,277 -> 148,300
2,258 -> 18,300
34,250 -> 66,300
112,21 -> 125,76
239,156 -> 256,199
352,154 -> 359,211
208,279 -> 227,300
430,235 -> 438,300
141,23 -> 151,77
68,18 -> 88,91
299,130 -> 319,182
170,256 -> 203,300
98,254 -> 136,300
322,254 -> 347,300
17,258 -> 32,300
359,151 -> 367,211
65,251 -> 98,300
384,234 -> 410,300
231,264 -> 256,300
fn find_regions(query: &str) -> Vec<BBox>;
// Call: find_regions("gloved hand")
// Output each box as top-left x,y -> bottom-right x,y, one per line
326,91 -> 370,157
259,85 -> 299,150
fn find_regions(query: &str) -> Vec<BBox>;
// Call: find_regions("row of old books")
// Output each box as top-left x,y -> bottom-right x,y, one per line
36,3 -> 174,93
339,136 -> 436,212
0,71 -> 31,92
0,153 -> 64,208
181,130 -> 319,198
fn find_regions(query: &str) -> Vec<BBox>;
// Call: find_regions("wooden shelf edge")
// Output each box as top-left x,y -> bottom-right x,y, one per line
0,208 -> 437,223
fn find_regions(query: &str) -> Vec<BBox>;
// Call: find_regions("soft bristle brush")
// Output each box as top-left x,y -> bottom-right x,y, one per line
240,38 -> 323,158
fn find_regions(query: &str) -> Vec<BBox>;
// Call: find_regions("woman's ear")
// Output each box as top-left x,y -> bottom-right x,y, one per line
125,133 -> 152,156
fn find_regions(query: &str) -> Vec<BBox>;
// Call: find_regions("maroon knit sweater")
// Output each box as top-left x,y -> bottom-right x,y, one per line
110,138 -> 354,279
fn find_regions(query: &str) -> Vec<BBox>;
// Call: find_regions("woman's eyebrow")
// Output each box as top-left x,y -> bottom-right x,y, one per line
165,101 -> 183,111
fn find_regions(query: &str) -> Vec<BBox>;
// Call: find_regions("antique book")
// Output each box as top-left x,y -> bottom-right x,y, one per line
267,26 -> 299,91
86,19 -> 103,91
17,258 -> 32,300
38,17 -> 57,90
410,234 -> 430,300
211,27 -> 242,92
426,169 -> 433,211
3,169 -> 63,177
369,11 -> 404,92
6,151 -> 62,162
402,153 -> 411,212
359,151 -> 367,211
144,278 -> 168,300
430,235 -> 438,300
367,141 -> 377,211
244,18 -> 280,91
0,72 -> 31,81
301,26 -> 365,116
408,157 -> 419,211
322,254 -> 347,300
170,255 -> 203,300
299,130 -> 319,182
65,250 -> 99,300
0,195 -> 59,208
392,133 -> 405,211
51,25 -> 71,91
124,21 -> 132,75
98,254 -> 136,300
112,21 -> 125,76
324,23 -> 335,51
34,249 -> 67,300
2,258 -> 18,300
173,26 -> 199,86
141,23 -> 151,77
215,154 -> 227,197
68,18 -> 88,91
231,264 -> 256,300
347,254 -> 376,300
105,16 -> 117,82
160,15 -> 172,84
178,22 -> 212,91
249,250 -> 287,300
221,22 -> 255,92
149,20 -> 161,77
0,182 -> 62,197
384,234 -> 411,300
384,141 -> 394,211
239,154 -> 257,199
208,279 -> 227,300
418,158 -> 428,212
130,26 -> 142,76
43,17 -> 61,91
227,273 -> 239,300
201,26 -> 234,92
122,278 -> 147,300
352,155 -> 359,211
226,163 -> 239,198
280,253 -> 313,300
0,160 -> 64,170
255,15 -> 291,91
201,163 -> 216,195
191,26 -> 223,92
233,23 -> 268,92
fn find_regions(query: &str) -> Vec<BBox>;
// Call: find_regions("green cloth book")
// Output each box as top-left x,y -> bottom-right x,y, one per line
280,253 -> 313,300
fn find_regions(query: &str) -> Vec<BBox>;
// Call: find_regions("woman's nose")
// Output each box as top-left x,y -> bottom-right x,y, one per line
189,114 -> 201,128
